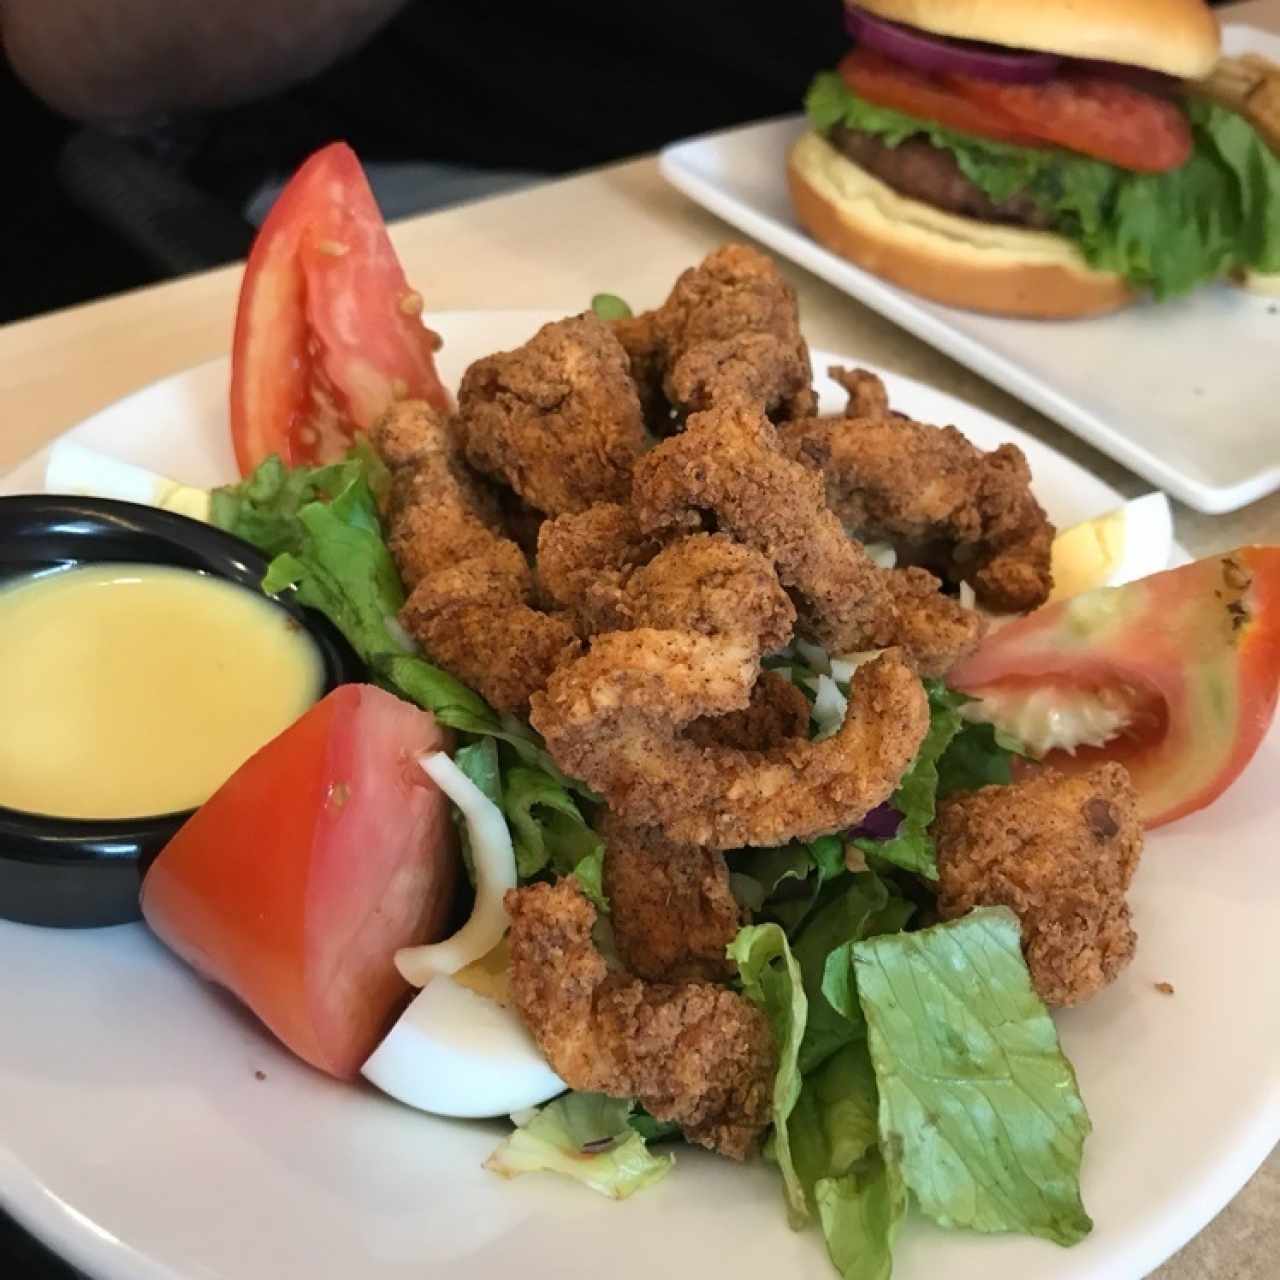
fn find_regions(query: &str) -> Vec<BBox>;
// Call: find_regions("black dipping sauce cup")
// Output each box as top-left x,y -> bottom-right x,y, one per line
0,495 -> 365,929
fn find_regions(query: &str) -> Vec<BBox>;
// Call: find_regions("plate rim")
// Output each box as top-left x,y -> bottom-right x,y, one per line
0,319 -> 1272,1280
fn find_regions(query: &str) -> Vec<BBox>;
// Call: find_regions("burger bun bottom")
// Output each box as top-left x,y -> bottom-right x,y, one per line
787,131 -> 1134,320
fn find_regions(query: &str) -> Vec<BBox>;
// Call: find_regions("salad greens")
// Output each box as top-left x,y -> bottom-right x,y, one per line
217,445 -> 1090,1280
792,1044 -> 904,1280
806,73 -> 1280,299
854,909 -> 1093,1247
730,904 -> 1091,1278
485,1092 -> 674,1199
213,448 -> 603,905
728,923 -> 809,1225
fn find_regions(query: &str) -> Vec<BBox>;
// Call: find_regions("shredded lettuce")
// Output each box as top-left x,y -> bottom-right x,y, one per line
806,72 -> 1280,298
854,908 -> 1093,1246
485,1092 -> 674,1199
728,923 -> 809,1226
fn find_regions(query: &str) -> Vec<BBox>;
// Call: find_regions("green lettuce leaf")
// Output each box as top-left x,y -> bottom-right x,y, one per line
731,838 -> 847,932
485,1092 -> 674,1199
806,73 -> 1280,298
935,719 -> 1023,798
851,680 -> 965,879
815,1153 -> 906,1280
255,471 -> 407,663
728,923 -> 809,1225
793,873 -> 892,1073
853,907 -> 1093,1246
452,738 -> 503,886
590,292 -> 633,320
791,1043 -> 906,1280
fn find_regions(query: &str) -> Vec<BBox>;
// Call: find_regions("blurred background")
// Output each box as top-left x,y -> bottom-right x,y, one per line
0,0 -> 1241,326
2,0 -> 856,325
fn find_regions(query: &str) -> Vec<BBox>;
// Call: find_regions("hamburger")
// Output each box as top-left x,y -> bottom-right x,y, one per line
788,0 -> 1280,317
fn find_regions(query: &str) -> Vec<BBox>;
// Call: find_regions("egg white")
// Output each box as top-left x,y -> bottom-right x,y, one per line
362,976 -> 564,1119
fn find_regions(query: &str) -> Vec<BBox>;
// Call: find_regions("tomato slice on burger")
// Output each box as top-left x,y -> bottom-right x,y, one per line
838,48 -> 1040,145
948,547 -> 1280,829
946,73 -> 1193,173
229,143 -> 450,476
141,684 -> 459,1078
839,48 -> 1039,145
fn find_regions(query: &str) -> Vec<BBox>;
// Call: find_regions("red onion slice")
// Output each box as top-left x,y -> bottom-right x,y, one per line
845,5 -> 1060,83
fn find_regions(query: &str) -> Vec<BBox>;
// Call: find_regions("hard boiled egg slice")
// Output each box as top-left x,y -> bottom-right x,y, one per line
45,440 -> 210,522
362,972 -> 564,1119
1048,492 -> 1173,602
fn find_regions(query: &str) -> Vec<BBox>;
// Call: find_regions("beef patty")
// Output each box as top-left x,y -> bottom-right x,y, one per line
828,124 -> 1054,230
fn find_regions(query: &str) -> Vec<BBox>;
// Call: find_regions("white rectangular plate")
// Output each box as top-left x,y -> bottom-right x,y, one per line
659,24 -> 1280,515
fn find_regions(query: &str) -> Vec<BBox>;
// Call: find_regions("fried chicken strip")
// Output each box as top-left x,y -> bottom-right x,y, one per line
631,401 -> 983,674
532,641 -> 928,848
371,400 -> 507,591
536,503 -> 662,634
372,400 -> 582,713
684,669 -> 811,750
782,367 -> 1055,613
505,879 -> 774,1158
457,313 -> 650,516
613,243 -> 817,422
935,763 -> 1144,1007
599,812 -> 743,983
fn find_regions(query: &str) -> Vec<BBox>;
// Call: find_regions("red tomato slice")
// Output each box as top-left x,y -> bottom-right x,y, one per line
229,143 -> 450,476
946,73 -> 1193,173
948,548 -> 1280,829
141,684 -> 458,1078
838,48 -> 1044,146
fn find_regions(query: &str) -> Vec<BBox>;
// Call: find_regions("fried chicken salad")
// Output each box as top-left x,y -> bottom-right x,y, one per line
201,245 -> 1154,1280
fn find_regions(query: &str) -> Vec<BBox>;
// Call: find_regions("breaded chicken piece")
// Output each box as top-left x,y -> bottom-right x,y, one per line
611,311 -> 672,434
934,764 -> 1144,1007
505,879 -> 774,1158
685,670 -> 811,750
457,313 -> 650,516
830,365 -> 890,418
622,534 -> 795,651
372,400 -> 581,713
782,366 -> 1055,613
630,401 -> 983,674
612,244 -> 817,423
654,244 -> 817,421
537,503 -> 662,634
599,813 -> 743,982
532,642 -> 928,848
371,401 -> 507,590
400,560 -> 582,714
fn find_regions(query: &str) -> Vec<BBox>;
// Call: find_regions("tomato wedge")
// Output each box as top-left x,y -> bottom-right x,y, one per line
141,684 -> 459,1079
838,48 -> 1039,145
229,143 -> 450,476
946,73 -> 1193,172
948,548 -> 1280,829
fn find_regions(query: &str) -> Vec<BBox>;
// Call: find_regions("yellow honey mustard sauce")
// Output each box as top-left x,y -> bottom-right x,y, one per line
0,563 -> 323,819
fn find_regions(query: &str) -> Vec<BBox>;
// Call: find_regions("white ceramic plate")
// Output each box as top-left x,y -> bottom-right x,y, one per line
1,310 -> 1277,1280
659,24 -> 1280,516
